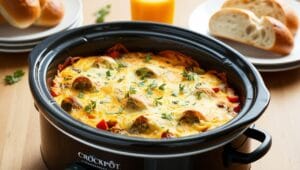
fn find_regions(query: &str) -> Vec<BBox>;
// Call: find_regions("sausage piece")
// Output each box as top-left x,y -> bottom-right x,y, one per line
129,116 -> 150,134
161,130 -> 174,139
61,97 -> 81,112
106,43 -> 129,59
126,95 -> 149,110
72,76 -> 93,91
58,56 -> 80,72
135,66 -> 158,79
179,110 -> 206,124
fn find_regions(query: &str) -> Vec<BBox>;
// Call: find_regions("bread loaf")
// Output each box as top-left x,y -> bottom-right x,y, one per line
35,0 -> 64,27
222,0 -> 299,35
0,0 -> 41,29
209,8 -> 294,55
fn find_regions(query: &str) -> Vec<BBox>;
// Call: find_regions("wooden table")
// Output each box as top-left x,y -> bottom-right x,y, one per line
0,0 -> 299,169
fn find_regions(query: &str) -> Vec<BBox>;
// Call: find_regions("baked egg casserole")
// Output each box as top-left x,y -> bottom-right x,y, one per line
50,44 -> 240,139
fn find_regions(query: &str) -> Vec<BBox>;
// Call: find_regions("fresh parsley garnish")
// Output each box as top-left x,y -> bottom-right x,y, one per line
84,100 -> 96,113
78,92 -> 84,98
161,113 -> 173,121
179,84 -> 185,93
106,70 -> 111,77
136,67 -> 154,80
138,80 -> 147,87
154,96 -> 163,106
182,70 -> 195,81
95,4 -> 111,23
129,86 -> 137,95
146,81 -> 157,95
144,54 -> 152,63
4,70 -> 25,85
195,91 -> 204,100
117,62 -> 127,70
158,83 -> 166,90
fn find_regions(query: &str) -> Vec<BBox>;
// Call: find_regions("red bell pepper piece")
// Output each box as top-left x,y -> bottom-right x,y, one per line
96,120 -> 108,130
108,51 -> 120,59
227,96 -> 239,103
234,104 -> 241,113
212,87 -> 220,93
50,89 -> 59,97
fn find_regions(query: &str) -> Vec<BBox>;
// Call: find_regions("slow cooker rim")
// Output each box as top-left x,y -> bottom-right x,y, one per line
29,21 -> 269,145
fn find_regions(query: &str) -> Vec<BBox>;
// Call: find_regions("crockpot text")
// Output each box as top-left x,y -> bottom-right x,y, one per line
78,152 -> 121,170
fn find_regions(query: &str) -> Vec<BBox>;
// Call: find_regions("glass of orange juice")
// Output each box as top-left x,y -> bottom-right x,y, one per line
130,0 -> 175,24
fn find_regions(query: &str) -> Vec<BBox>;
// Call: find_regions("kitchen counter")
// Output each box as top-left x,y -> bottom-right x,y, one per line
0,0 -> 299,169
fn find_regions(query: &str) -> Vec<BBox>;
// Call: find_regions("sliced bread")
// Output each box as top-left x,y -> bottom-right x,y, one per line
222,0 -> 299,35
209,8 -> 294,55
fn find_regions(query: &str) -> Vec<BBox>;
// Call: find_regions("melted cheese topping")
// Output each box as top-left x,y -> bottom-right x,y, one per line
51,52 -> 239,139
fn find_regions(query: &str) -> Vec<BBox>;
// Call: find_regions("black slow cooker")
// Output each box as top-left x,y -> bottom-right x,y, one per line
29,22 -> 271,170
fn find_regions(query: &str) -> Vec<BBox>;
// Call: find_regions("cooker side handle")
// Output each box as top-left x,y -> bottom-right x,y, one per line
223,127 -> 272,166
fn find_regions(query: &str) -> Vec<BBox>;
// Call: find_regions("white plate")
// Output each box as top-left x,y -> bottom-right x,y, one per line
188,0 -> 300,71
0,14 -> 83,47
0,15 -> 83,53
0,0 -> 82,42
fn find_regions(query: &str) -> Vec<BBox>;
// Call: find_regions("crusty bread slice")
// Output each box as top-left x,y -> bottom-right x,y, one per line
209,8 -> 294,55
222,0 -> 298,35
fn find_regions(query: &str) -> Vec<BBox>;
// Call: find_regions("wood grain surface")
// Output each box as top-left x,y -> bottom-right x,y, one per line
0,0 -> 299,169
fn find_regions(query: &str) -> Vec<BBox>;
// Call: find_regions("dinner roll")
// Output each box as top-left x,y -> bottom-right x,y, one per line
0,0 -> 41,28
35,0 -> 64,27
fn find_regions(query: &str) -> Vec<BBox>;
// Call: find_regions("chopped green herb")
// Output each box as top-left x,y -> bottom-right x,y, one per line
117,78 -> 124,82
117,62 -> 127,70
179,84 -> 185,93
138,80 -> 147,87
4,70 -> 25,85
154,96 -> 163,106
106,70 -> 111,77
84,100 -> 96,113
171,92 -> 178,97
161,113 -> 173,121
129,86 -> 137,95
144,54 -> 152,63
159,83 -> 166,90
97,73 -> 101,77
95,4 -> 111,23
136,67 -> 154,80
195,91 -> 205,100
146,81 -> 157,95
78,92 -> 84,98
182,70 -> 195,81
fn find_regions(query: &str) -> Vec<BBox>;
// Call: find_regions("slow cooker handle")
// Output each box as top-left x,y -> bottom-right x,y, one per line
223,127 -> 272,166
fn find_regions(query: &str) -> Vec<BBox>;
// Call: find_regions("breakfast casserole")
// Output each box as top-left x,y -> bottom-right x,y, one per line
50,44 -> 240,139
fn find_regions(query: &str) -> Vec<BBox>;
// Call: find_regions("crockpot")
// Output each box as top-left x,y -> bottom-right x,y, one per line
29,22 -> 271,170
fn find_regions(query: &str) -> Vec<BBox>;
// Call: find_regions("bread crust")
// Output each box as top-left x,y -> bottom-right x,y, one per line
222,0 -> 298,36
265,16 -> 294,55
209,8 -> 294,55
0,0 -> 41,28
35,0 -> 64,27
